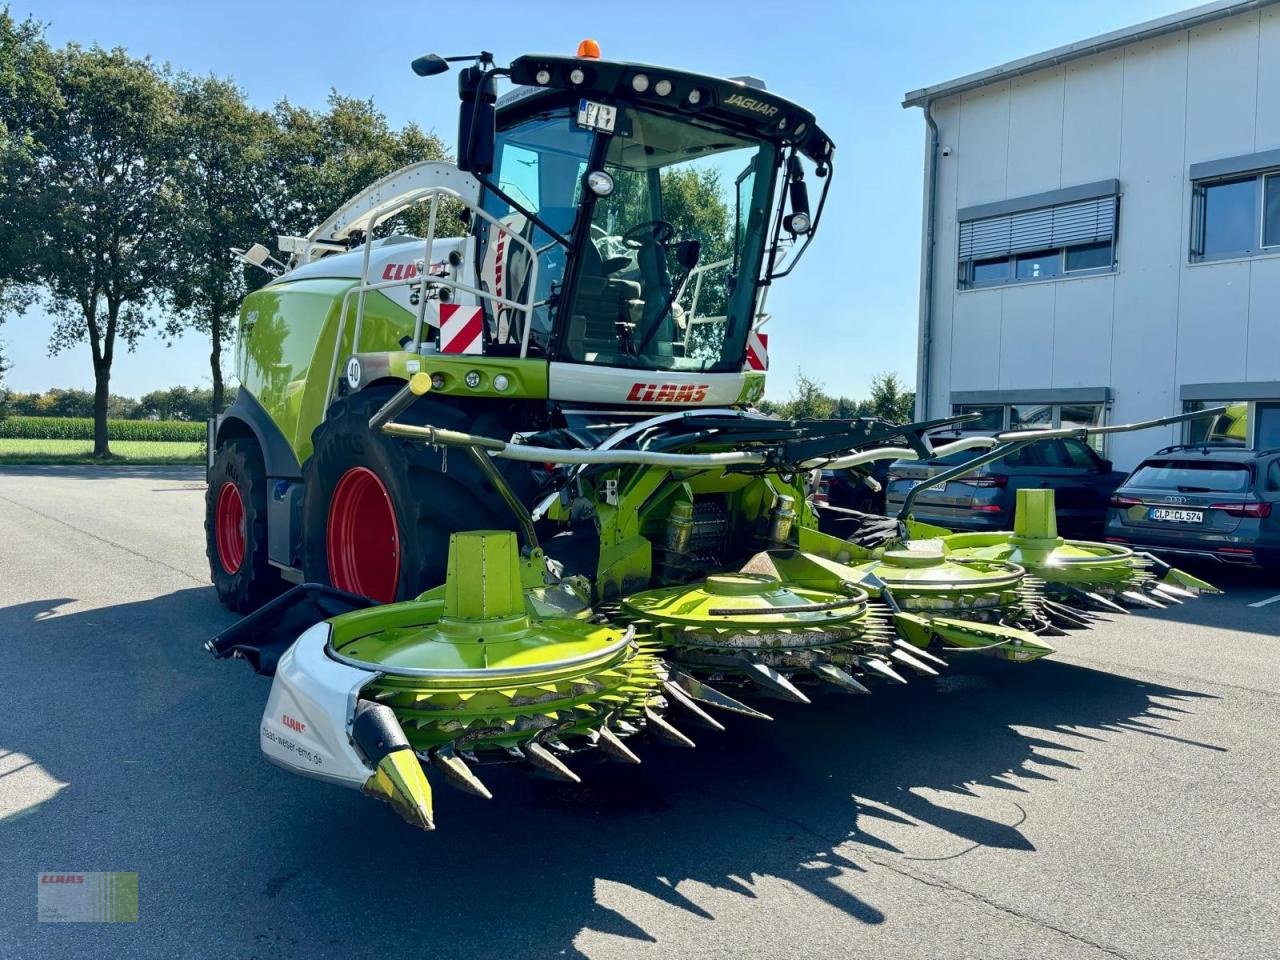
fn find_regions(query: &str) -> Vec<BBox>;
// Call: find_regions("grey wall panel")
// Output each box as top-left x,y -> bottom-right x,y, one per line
955,84 -> 1010,208
1247,258 -> 1280,381
1256,6 -> 1280,148
997,282 -> 1056,389
1051,276 -> 1116,389
1177,261 -> 1252,385
1185,15 -> 1262,166
949,290 -> 1003,392
1060,51 -> 1125,185
1005,69 -> 1066,198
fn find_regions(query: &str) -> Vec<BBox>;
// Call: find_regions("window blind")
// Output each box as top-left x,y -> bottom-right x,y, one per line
959,194 -> 1116,262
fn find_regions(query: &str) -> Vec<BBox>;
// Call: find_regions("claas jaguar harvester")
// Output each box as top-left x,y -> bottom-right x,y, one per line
206,43 -> 1218,831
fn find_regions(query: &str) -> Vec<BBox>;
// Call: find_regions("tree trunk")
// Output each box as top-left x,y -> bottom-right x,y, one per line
92,360 -> 111,458
209,312 -> 223,415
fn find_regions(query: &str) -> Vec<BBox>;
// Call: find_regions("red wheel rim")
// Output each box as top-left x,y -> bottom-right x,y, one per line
327,466 -> 400,602
215,481 -> 247,575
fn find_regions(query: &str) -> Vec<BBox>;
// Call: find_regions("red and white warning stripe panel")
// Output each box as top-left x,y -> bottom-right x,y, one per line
439,304 -> 484,355
745,330 -> 769,371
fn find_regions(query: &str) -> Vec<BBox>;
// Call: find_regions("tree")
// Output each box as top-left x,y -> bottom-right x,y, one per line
865,372 -> 915,424
262,92 -> 454,240
21,44 -> 180,456
165,73 -> 274,415
0,11 -> 57,330
786,370 -> 835,420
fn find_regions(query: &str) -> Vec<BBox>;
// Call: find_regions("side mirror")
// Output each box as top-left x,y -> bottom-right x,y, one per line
783,154 -> 811,235
1099,458 -> 1113,473
674,239 -> 701,271
411,54 -> 450,77
457,65 -> 497,176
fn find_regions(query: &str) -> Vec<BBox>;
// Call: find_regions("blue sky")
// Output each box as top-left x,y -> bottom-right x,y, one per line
5,0 -> 1193,402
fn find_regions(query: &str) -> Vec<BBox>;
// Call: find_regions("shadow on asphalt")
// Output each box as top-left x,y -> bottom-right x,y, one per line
0,587 -> 1220,958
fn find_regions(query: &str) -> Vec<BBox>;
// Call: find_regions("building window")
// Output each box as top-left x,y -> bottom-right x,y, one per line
1182,400 -> 1249,446
953,402 -> 1107,452
1191,168 -> 1280,261
1258,403 -> 1280,451
955,404 -> 1004,431
957,187 -> 1118,289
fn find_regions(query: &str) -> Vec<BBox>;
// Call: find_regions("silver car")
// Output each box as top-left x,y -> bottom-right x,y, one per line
1104,444 -> 1280,568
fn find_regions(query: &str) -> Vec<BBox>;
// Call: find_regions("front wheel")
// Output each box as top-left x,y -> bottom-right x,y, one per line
206,438 -> 283,612
299,386 -> 506,602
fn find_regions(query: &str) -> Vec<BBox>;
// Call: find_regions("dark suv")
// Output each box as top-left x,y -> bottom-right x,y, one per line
886,436 -> 1124,538
1104,445 -> 1280,567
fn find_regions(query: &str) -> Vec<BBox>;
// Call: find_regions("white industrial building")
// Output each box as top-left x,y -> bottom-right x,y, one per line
904,0 -> 1280,468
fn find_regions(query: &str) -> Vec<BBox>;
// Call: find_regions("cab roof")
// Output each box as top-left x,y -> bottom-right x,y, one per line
498,54 -> 834,166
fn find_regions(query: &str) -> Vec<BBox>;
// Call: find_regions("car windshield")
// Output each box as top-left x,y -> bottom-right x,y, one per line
1127,460 -> 1253,493
564,106 -> 777,372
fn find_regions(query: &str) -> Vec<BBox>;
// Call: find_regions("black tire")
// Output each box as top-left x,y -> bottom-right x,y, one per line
206,438 -> 284,612
299,385 -> 512,602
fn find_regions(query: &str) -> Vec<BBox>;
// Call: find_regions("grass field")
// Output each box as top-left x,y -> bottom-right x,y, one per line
0,438 -> 205,465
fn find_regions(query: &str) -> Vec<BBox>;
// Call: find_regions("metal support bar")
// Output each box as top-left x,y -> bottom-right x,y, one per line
368,382 -> 419,432
464,445 -> 540,553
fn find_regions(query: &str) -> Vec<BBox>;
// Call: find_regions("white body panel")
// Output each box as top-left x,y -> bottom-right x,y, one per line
260,622 -> 376,790
548,362 -> 747,406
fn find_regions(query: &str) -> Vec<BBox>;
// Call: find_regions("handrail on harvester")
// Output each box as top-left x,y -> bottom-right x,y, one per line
302,165 -> 543,415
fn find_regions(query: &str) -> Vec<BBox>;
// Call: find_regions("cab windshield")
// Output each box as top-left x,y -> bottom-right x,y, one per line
478,102 -> 777,371
568,108 -> 776,372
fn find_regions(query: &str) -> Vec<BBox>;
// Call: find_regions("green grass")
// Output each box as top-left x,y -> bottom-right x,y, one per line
0,438 -> 205,465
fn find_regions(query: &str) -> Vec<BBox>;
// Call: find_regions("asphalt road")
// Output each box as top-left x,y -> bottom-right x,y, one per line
2,465 -> 1280,960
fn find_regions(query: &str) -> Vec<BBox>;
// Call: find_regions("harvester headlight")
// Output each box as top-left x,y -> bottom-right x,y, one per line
785,212 -> 811,235
535,69 -> 551,85
569,68 -> 585,85
430,373 -> 446,391
631,74 -> 649,93
794,121 -> 807,137
687,88 -> 703,105
654,79 -> 672,97
493,374 -> 510,392
465,370 -> 482,389
586,170 -> 614,197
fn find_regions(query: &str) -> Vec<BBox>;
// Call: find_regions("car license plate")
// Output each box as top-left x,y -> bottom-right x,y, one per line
912,480 -> 947,493
1149,507 -> 1203,523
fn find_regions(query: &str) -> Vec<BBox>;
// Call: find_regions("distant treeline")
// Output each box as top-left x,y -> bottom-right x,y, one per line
2,386 -> 234,422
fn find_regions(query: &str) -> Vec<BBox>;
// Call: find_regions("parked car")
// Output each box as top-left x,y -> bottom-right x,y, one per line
1104,444 -> 1280,567
885,436 -> 1124,537
816,462 -> 889,515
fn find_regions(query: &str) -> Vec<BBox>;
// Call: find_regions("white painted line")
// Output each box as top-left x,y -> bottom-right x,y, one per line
1248,594 -> 1280,609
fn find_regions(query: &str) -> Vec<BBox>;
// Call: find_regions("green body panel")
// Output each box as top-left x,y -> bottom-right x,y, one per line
239,279 -> 415,463
238,281 -> 553,465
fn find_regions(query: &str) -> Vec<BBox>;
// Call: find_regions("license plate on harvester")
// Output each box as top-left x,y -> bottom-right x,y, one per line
1150,507 -> 1203,523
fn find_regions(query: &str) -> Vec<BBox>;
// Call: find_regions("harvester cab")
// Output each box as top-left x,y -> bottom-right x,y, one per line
209,42 -> 833,609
